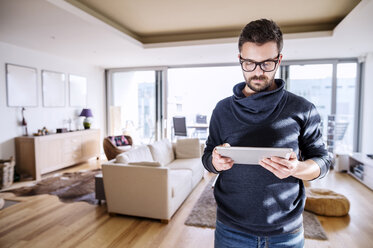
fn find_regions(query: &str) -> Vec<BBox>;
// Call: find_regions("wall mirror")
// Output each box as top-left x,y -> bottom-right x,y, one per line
42,70 -> 66,107
69,74 -> 87,107
6,64 -> 38,107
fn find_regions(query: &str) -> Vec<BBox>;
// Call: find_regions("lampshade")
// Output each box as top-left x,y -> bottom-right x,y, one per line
79,108 -> 93,118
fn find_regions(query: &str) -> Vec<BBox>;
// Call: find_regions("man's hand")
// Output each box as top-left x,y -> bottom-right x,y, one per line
212,143 -> 234,172
259,151 -> 321,180
259,152 -> 299,179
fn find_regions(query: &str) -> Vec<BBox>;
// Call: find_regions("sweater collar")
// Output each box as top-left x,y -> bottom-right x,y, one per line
230,79 -> 288,124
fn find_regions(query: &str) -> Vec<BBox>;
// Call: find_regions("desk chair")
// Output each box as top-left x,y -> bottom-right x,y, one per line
173,116 -> 187,138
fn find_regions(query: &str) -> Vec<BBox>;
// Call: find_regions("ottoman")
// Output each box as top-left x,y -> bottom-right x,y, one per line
95,173 -> 106,204
305,188 -> 350,216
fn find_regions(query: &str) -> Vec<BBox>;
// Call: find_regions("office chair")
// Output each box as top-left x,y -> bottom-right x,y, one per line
173,116 -> 187,137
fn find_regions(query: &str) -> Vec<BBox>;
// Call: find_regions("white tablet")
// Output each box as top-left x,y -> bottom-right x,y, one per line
215,146 -> 293,165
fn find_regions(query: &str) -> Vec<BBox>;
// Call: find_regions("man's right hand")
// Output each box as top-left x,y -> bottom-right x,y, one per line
212,143 -> 234,171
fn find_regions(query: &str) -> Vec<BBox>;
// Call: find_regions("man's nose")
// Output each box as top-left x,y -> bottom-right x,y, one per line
254,64 -> 265,76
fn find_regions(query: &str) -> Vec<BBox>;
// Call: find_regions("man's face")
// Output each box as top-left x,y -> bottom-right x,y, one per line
239,41 -> 282,93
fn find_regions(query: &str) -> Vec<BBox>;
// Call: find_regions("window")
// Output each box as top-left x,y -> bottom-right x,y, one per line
336,63 -> 358,152
287,64 -> 333,137
167,66 -> 242,139
283,60 -> 359,153
108,70 -> 158,145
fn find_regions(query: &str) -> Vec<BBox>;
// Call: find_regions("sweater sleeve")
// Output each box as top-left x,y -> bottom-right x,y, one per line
299,104 -> 332,180
202,108 -> 223,174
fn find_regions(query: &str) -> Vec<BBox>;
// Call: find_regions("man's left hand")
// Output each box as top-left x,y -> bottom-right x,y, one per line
259,151 -> 300,179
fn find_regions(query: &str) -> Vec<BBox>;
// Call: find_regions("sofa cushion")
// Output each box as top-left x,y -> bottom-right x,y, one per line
128,161 -> 162,167
167,158 -> 203,177
117,145 -> 132,152
148,139 -> 175,166
175,138 -> 201,159
115,145 -> 154,164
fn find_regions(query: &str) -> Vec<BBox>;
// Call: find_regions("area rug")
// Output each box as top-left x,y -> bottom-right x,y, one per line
4,169 -> 101,205
185,177 -> 328,240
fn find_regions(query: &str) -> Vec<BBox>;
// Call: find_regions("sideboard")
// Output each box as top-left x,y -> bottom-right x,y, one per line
349,153 -> 373,190
15,129 -> 100,180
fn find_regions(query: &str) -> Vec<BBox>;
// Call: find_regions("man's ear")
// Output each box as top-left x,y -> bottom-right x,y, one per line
238,54 -> 241,59
278,54 -> 283,66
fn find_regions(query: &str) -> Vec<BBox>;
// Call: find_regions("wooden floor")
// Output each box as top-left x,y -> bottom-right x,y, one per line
1,160 -> 373,248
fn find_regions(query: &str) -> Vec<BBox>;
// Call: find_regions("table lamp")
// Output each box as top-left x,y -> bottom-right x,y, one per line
79,108 -> 93,129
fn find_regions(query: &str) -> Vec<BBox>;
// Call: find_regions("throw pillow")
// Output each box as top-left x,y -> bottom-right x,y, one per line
175,138 -> 201,159
148,139 -> 175,166
109,135 -> 129,146
115,145 -> 154,164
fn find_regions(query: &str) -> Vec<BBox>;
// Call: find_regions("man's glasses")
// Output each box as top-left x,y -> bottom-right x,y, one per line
239,54 -> 280,72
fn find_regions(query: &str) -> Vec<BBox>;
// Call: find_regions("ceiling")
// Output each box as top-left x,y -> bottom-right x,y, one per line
0,0 -> 372,68
65,0 -> 360,44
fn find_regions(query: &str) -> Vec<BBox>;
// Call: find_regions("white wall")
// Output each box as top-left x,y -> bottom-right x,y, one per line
0,42 -> 106,159
361,52 -> 373,154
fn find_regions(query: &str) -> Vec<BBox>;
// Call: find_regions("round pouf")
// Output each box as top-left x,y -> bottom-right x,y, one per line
305,188 -> 350,216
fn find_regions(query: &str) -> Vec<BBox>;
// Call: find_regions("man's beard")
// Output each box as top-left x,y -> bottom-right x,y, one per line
245,75 -> 275,93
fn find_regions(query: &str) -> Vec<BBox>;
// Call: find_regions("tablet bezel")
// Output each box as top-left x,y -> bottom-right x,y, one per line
215,146 -> 293,165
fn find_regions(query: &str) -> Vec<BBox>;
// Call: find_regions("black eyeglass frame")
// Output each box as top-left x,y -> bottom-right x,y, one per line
239,54 -> 281,72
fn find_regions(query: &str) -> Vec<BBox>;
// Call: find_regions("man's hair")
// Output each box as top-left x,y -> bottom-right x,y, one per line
238,19 -> 283,53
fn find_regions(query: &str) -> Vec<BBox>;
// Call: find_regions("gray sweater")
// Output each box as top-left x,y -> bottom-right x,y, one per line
202,79 -> 331,236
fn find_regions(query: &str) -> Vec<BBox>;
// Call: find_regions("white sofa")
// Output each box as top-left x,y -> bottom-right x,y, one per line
102,138 -> 205,222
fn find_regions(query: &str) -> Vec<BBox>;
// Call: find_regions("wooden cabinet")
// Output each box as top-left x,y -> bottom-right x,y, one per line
349,153 -> 373,190
15,129 -> 100,180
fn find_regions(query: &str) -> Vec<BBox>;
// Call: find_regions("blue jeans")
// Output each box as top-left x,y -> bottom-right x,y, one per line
215,220 -> 304,248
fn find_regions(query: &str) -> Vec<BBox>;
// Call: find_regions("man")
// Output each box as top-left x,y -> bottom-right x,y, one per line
202,19 -> 331,248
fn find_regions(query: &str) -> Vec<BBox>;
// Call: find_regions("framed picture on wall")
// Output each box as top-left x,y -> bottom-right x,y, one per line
42,70 -> 66,107
69,74 -> 87,107
6,63 -> 38,107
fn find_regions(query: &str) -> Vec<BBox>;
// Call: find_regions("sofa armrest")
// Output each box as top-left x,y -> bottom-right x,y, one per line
102,163 -> 172,220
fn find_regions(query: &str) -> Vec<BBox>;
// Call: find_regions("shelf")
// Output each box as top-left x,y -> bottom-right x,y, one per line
349,153 -> 373,190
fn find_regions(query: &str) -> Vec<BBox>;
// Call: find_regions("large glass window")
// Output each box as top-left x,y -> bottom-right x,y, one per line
285,62 -> 359,153
335,63 -> 358,152
167,66 -> 243,140
109,70 -> 157,145
287,64 -> 333,136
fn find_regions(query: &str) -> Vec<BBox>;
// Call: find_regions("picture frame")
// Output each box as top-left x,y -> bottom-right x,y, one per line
6,63 -> 38,107
42,70 -> 66,107
69,74 -> 87,107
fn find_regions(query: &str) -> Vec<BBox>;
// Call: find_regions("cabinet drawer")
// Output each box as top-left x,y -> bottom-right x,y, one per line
63,150 -> 82,164
63,137 -> 81,153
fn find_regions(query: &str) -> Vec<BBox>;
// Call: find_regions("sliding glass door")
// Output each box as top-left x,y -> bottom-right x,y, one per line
285,61 -> 359,153
107,69 -> 164,145
167,66 -> 242,140
287,64 -> 333,136
336,63 -> 358,152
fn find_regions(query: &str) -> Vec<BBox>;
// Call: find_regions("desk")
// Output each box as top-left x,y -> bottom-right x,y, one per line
187,124 -> 208,140
187,123 -> 209,129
